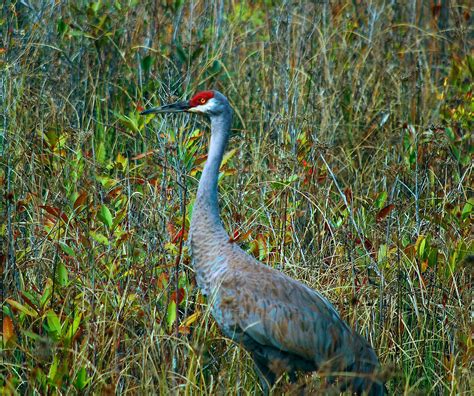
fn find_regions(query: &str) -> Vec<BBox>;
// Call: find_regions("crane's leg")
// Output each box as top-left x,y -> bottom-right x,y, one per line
252,356 -> 275,396
288,370 -> 297,383
288,370 -> 308,396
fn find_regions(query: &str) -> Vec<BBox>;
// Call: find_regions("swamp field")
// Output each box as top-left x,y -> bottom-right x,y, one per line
1,1 -> 473,394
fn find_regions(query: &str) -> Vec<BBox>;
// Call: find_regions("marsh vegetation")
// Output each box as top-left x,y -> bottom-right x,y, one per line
1,1 -> 473,394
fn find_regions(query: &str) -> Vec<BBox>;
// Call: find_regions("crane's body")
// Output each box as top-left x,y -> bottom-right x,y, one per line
142,90 -> 385,395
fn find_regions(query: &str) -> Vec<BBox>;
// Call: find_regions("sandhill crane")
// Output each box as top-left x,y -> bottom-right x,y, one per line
141,90 -> 385,395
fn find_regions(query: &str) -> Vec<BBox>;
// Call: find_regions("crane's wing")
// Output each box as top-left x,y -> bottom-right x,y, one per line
212,251 -> 358,370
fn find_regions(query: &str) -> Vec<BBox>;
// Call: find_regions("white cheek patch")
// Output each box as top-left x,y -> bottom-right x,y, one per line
189,98 -> 216,113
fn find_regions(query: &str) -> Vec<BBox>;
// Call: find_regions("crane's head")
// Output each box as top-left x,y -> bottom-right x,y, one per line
140,90 -> 231,118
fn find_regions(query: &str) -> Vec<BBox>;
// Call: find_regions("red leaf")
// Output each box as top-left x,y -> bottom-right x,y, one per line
117,232 -> 131,244
3,316 -> 14,343
73,191 -> 88,210
364,238 -> 373,252
233,229 -> 240,240
324,221 -> 331,232
16,200 -> 27,213
171,228 -> 184,243
39,205 -> 58,216
178,325 -> 191,334
155,273 -> 169,289
133,178 -> 146,185
376,204 -> 395,222
344,187 -> 353,204
107,186 -> 122,199
399,317 -> 405,335
403,244 -> 415,259
317,173 -> 327,184
431,4 -> 442,17
131,150 -> 155,161
148,178 -> 160,189
351,234 -> 374,253
229,229 -> 252,243
166,222 -> 176,240
171,288 -> 185,304
39,205 -> 69,223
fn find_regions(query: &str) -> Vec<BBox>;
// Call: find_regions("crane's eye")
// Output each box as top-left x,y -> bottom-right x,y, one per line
199,98 -> 206,104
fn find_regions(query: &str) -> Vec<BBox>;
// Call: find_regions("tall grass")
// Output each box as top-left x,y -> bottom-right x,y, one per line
1,1 -> 472,394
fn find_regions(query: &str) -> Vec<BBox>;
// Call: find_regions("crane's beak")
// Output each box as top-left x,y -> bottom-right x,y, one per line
140,100 -> 190,115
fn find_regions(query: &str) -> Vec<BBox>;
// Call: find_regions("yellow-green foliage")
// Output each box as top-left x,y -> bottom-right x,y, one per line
1,1 -> 472,394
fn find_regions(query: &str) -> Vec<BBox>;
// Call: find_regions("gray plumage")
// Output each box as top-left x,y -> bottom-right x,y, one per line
142,90 -> 385,395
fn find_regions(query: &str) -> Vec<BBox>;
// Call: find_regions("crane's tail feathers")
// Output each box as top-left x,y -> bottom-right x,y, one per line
347,340 -> 386,396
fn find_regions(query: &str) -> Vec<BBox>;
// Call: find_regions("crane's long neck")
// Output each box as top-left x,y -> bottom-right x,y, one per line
190,110 -> 235,294
191,111 -> 232,243
196,114 -> 230,213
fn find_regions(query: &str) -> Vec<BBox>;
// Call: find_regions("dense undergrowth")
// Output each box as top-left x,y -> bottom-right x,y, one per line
1,1 -> 473,394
